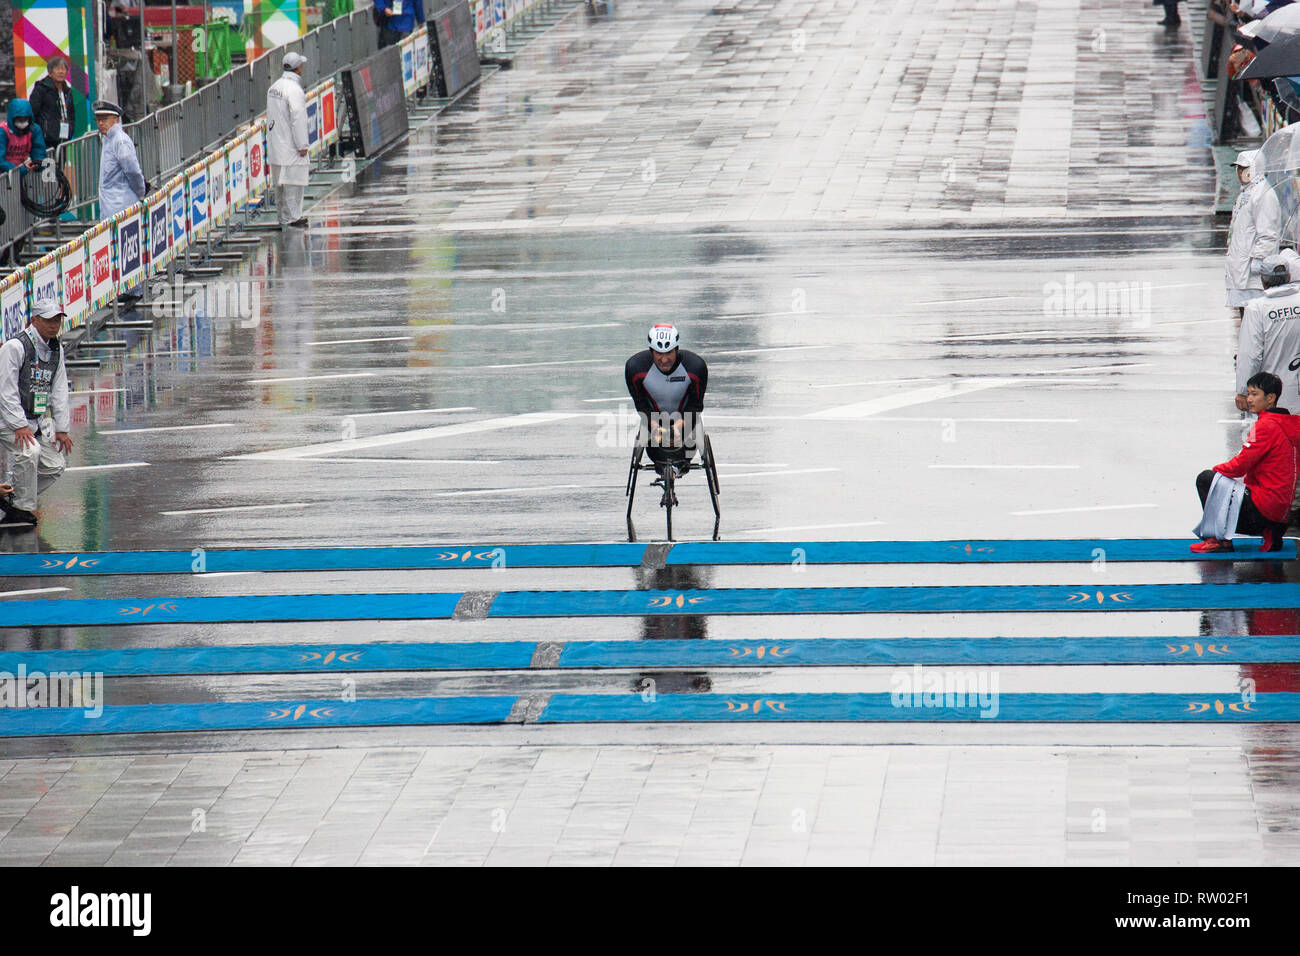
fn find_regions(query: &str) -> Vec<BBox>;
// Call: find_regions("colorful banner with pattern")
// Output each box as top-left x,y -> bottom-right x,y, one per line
207,153 -> 228,227
115,205 -> 145,289
86,222 -> 114,309
187,163 -> 210,240
169,177 -> 189,255
228,138 -> 249,207
0,272 -> 27,339
58,239 -> 87,325
147,189 -> 172,270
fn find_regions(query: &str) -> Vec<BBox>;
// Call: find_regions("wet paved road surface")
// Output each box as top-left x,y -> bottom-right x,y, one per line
3,0 -> 1300,865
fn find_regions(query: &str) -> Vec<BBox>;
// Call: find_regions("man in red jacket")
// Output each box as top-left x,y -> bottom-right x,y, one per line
1194,372 -> 1300,552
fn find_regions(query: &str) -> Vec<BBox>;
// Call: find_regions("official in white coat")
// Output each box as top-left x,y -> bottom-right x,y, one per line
1225,150 -> 1282,315
0,298 -> 71,528
267,51 -> 310,228
95,100 -> 146,221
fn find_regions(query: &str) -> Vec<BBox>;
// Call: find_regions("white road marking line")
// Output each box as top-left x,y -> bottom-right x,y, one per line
912,294 -> 1028,306
482,359 -> 607,369
808,379 -> 1012,419
0,586 -> 71,597
931,464 -> 1079,470
247,372 -> 378,384
1009,503 -> 1159,517
583,397 -> 630,403
1025,362 -> 1156,375
715,462 -> 790,468
723,467 -> 840,479
429,484 -> 584,498
343,406 -> 477,419
1158,317 -> 1234,327
713,345 -> 833,356
307,336 -> 414,346
162,502 -> 312,516
503,322 -> 621,333
99,423 -> 236,435
298,457 -> 502,464
69,388 -> 126,396
65,462 -> 151,472
865,417 -> 1079,423
943,329 -> 1054,341
716,310 -> 820,319
808,377 -> 936,389
730,520 -> 886,535
228,412 -> 579,461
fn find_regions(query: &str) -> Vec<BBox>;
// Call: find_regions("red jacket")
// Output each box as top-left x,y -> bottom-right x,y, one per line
1214,409 -> 1300,522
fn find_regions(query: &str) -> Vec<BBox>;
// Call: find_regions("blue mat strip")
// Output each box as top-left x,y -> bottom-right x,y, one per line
0,538 -> 1290,578
488,583 -> 1300,617
536,692 -> 1300,723
3,692 -> 1296,736
667,539 -> 1297,565
0,592 -> 463,626
2,636 -> 1295,676
0,543 -> 646,577
0,696 -> 518,737
7,583 -> 1300,627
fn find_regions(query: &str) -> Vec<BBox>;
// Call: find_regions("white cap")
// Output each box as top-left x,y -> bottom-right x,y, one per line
283,52 -> 308,71
1263,248 -> 1300,281
1233,149 -> 1259,168
32,297 -> 65,319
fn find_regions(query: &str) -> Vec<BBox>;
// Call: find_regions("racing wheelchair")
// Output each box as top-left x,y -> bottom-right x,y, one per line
625,418 -> 720,541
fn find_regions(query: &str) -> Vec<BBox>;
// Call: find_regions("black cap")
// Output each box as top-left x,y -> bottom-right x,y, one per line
92,100 -> 123,117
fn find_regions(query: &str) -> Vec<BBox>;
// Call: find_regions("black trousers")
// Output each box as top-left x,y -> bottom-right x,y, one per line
1196,470 -> 1282,536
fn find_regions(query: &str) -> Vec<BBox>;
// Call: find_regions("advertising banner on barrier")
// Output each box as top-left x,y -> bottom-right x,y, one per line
307,92 -> 322,158
87,225 -> 115,309
0,274 -> 26,339
59,242 -> 88,326
431,2 -> 481,99
170,178 -> 189,254
248,124 -> 267,197
188,164 -> 210,239
322,84 -> 337,146
228,138 -> 249,208
116,206 -> 145,290
31,257 -> 58,308
415,27 -> 430,89
148,190 -> 171,269
341,46 -> 409,158
208,153 -> 228,227
401,35 -> 417,97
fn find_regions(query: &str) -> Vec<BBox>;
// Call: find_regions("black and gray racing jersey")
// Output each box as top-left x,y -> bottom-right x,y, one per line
624,348 -> 708,415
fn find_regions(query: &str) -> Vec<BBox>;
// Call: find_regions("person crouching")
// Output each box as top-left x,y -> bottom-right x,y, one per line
1193,372 -> 1300,553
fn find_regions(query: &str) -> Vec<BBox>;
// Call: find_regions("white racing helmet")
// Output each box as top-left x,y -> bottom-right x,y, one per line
648,323 -> 679,353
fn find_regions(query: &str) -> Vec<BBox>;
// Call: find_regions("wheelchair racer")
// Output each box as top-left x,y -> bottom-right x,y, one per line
625,324 -> 709,501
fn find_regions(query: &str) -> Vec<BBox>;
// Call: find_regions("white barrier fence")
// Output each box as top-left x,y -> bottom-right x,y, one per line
0,77 -> 342,340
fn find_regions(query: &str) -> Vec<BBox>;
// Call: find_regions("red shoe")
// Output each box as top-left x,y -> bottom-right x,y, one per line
1261,528 -> 1284,552
1190,538 -> 1233,553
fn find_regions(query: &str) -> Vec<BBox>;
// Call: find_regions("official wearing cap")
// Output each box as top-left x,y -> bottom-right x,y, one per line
0,297 -> 72,527
266,52 -> 310,228
94,99 -> 147,222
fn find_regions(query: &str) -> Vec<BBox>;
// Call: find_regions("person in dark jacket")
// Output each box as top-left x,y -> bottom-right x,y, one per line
0,99 -> 47,172
374,0 -> 425,47
1154,0 -> 1183,25
1193,372 -> 1300,552
29,57 -> 76,152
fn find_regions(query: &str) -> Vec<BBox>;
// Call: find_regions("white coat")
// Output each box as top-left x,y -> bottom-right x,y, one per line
1237,281 -> 1300,412
1225,160 -> 1282,306
266,69 -> 310,187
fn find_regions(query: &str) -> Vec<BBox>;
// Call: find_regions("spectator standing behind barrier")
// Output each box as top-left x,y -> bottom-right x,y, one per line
0,298 -> 72,529
267,52 -> 311,229
0,99 -> 47,173
94,100 -> 145,220
29,57 -> 75,152
1226,150 -> 1281,317
1153,1 -> 1182,26
374,0 -> 425,47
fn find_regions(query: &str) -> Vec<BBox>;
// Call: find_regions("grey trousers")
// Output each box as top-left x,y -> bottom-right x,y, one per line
273,174 -> 306,225
0,427 -> 66,512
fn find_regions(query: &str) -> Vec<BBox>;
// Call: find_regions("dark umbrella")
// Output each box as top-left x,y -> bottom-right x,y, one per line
1241,33 -> 1300,79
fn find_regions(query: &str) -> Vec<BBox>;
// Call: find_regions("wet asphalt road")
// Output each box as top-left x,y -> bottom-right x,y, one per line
0,0 -> 1298,868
